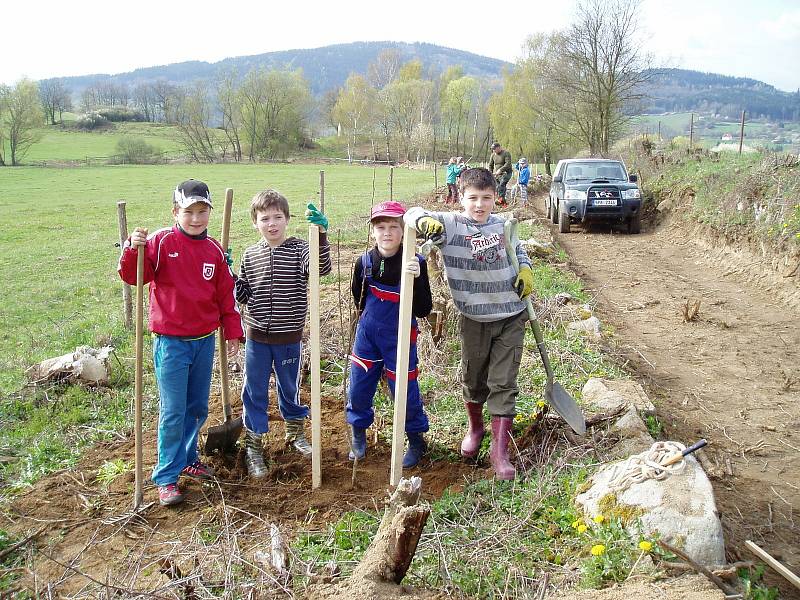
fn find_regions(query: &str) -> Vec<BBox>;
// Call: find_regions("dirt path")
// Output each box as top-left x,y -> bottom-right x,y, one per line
534,195 -> 800,597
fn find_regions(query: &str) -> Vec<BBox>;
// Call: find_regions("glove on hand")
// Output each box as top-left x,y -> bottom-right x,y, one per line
305,202 -> 329,231
405,259 -> 420,278
224,247 -> 233,268
514,265 -> 534,299
415,216 -> 444,239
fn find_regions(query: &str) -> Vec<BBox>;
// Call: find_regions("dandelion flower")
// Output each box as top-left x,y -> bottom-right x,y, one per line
638,541 -> 653,552
514,415 -> 523,423
571,520 -> 580,529
593,515 -> 605,524
590,544 -> 605,556
577,524 -> 588,533
537,400 -> 546,409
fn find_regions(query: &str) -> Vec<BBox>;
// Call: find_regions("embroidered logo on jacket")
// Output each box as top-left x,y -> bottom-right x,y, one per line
466,232 -> 502,263
202,263 -> 215,280
168,252 -> 179,258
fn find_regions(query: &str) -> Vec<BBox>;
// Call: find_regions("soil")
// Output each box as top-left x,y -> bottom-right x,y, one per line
537,195 -> 800,599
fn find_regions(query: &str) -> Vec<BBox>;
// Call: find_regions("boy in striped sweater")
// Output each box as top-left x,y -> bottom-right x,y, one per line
235,190 -> 332,478
404,168 -> 534,480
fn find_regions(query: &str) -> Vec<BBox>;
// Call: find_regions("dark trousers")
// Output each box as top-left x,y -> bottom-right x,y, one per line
496,172 -> 512,200
459,311 -> 527,416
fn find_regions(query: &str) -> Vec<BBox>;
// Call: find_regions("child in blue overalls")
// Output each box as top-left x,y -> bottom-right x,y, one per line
346,201 -> 433,468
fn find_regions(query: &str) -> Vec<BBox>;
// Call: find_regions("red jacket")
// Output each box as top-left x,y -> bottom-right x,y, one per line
118,226 -> 243,340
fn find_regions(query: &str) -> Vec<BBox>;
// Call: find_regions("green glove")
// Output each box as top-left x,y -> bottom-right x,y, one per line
514,265 -> 534,299
224,247 -> 233,268
415,216 -> 444,239
305,202 -> 328,231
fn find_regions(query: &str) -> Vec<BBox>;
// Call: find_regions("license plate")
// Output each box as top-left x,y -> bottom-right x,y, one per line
593,199 -> 617,206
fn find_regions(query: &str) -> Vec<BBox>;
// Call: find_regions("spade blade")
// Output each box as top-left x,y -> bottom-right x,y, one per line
545,382 -> 586,436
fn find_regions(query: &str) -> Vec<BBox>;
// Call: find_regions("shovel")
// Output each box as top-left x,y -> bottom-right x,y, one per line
203,188 -> 243,454
503,218 -> 586,435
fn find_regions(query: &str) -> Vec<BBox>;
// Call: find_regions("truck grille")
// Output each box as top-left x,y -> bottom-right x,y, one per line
587,187 -> 621,208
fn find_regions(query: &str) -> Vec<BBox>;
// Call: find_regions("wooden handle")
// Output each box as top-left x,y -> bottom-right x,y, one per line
133,247 -> 144,509
390,226 -> 417,487
745,540 -> 800,590
309,225 -> 322,489
218,188 -> 234,421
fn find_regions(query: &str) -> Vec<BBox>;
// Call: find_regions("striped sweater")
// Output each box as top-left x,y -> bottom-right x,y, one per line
404,208 -> 530,322
237,235 -> 332,344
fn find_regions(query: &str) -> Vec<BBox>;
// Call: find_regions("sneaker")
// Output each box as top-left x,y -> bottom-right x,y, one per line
158,483 -> 184,506
181,460 -> 216,481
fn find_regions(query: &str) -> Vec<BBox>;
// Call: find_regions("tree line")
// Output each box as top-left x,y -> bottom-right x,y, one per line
2,1 -> 669,168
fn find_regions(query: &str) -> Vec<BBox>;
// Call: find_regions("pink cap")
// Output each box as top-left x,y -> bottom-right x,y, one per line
370,201 -> 406,221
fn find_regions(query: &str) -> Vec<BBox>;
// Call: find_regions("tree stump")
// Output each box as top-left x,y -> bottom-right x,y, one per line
352,476 -> 430,584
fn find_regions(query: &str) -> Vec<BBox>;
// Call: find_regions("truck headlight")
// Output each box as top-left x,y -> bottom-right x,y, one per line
564,190 -> 587,200
621,189 -> 641,200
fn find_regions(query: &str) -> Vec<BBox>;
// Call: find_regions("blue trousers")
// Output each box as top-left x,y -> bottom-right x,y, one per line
346,318 -> 429,433
241,339 -> 308,434
151,334 -> 215,486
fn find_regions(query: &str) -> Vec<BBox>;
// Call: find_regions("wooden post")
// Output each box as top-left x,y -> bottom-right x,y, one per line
133,246 -> 144,509
657,120 -> 661,141
217,189 -> 234,425
389,167 -> 394,201
738,110 -> 746,155
319,170 -> 325,213
309,224 -> 322,489
689,113 -> 694,150
745,540 -> 800,590
116,201 -> 133,329
389,226 -> 417,486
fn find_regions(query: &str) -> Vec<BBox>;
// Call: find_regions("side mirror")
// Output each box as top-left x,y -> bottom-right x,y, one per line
553,175 -> 563,183
629,174 -> 638,183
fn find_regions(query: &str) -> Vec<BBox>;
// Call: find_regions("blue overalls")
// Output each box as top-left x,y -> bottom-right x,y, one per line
345,251 -> 429,433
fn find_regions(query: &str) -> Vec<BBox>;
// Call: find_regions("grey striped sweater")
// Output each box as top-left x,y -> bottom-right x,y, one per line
237,235 -> 332,343
404,208 -> 529,322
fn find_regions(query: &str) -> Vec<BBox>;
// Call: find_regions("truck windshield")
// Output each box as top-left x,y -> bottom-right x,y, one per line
564,162 -> 626,181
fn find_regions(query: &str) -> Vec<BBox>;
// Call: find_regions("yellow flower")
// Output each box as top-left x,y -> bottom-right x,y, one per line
593,515 -> 605,524
577,524 -> 588,533
536,400 -> 546,409
638,541 -> 653,552
571,520 -> 580,529
514,415 -> 523,423
590,544 -> 606,556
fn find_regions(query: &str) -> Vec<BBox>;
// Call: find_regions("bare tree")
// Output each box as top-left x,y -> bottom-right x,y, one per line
39,79 -> 71,125
332,74 -> 377,162
216,72 -> 242,161
367,48 -> 401,90
544,0 -> 652,155
174,83 -> 221,163
133,83 -> 157,122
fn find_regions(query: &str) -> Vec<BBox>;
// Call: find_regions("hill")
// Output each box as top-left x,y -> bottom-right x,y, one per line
47,41 -> 510,96
642,68 -> 800,121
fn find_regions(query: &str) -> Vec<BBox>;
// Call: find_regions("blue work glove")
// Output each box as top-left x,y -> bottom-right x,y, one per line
305,203 -> 329,231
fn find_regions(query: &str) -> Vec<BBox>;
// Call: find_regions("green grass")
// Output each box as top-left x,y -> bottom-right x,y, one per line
24,122 -> 184,162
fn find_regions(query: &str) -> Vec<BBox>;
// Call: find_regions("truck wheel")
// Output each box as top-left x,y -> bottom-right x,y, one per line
551,199 -> 559,224
559,205 -> 571,233
628,213 -> 641,234
546,199 -> 553,221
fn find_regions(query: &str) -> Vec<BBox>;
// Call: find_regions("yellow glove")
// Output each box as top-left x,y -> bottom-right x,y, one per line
514,265 -> 534,299
415,216 -> 444,239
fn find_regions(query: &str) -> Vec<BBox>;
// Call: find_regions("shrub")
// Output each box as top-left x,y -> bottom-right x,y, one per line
96,107 -> 145,122
112,136 -> 161,164
75,111 -> 109,130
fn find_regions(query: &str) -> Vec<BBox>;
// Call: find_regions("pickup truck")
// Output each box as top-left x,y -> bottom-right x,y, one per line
547,158 -> 642,234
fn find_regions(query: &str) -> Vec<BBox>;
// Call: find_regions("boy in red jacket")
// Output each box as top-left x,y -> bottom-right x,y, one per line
118,180 -> 243,506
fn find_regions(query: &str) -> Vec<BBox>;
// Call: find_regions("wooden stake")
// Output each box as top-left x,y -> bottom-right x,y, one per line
745,540 -> 800,590
133,244 -> 144,509
739,111 -> 746,155
217,189 -> 234,422
116,201 -> 132,329
389,167 -> 394,201
309,224 -> 322,489
319,170 -> 325,213
389,226 -> 417,486
689,113 -> 694,150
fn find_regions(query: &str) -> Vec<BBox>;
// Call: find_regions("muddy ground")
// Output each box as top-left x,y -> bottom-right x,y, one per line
537,195 -> 799,599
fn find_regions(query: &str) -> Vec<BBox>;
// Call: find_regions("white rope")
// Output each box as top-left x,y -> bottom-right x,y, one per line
605,441 -> 687,493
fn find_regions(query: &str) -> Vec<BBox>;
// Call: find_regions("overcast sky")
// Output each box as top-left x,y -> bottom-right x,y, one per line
3,0 -> 798,91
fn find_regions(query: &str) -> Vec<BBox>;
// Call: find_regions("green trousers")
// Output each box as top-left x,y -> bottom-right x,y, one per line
459,310 -> 527,416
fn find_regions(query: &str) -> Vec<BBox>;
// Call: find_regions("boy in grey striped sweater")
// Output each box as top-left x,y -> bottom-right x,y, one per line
235,190 -> 332,478
405,168 -> 534,480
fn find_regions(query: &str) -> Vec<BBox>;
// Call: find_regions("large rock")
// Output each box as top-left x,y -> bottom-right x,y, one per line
609,406 -> 655,459
567,316 -> 602,339
576,451 -> 725,567
26,345 -> 113,385
582,378 -> 656,415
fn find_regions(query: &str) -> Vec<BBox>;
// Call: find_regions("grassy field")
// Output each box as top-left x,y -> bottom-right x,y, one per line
0,163 -> 436,393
